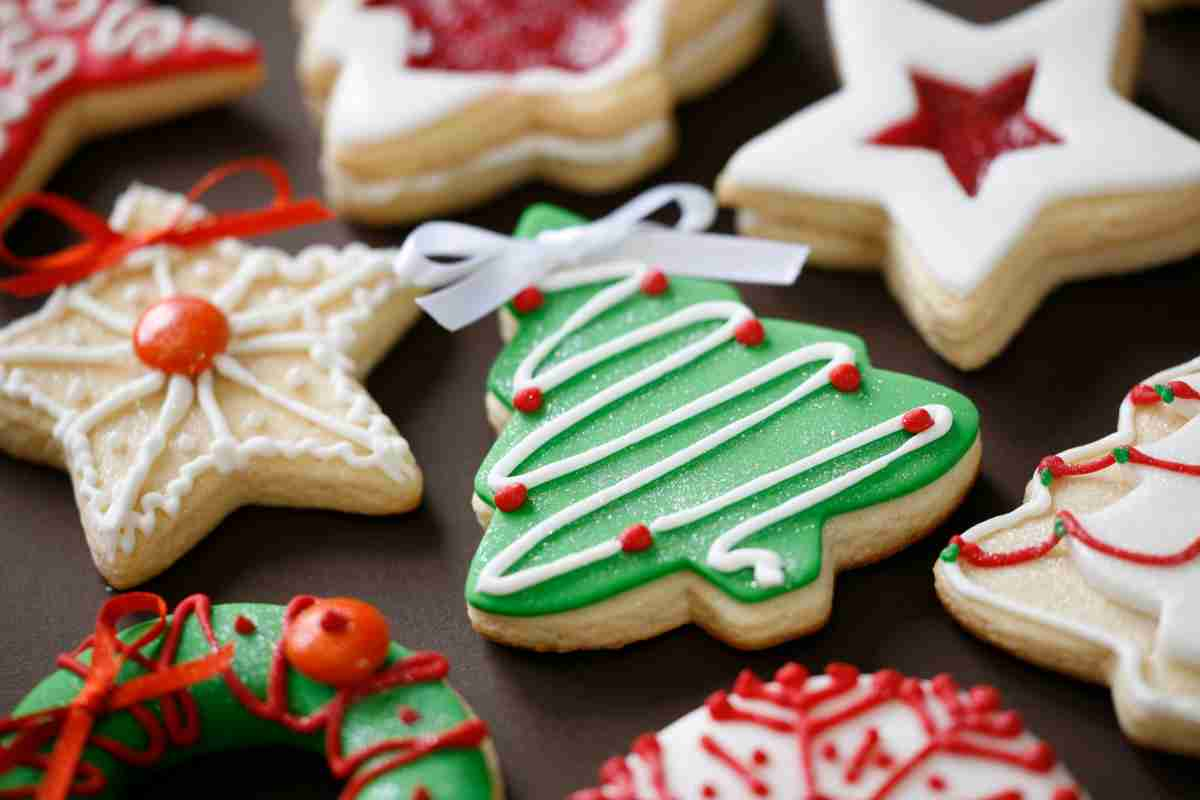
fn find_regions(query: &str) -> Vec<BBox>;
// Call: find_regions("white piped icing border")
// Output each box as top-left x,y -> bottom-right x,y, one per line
939,354 -> 1200,726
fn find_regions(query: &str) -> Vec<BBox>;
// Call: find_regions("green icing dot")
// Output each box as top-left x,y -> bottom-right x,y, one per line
1156,384 -> 1176,404
940,543 -> 960,563
1040,469 -> 1054,487
1113,447 -> 1130,464
1054,518 -> 1067,539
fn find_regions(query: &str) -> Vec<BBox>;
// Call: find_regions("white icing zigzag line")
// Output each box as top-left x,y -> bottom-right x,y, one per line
0,185 -> 416,560
478,265 -> 953,595
940,354 -> 1200,724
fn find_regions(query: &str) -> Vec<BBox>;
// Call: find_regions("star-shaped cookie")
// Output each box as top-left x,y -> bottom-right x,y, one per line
718,0 -> 1200,370
0,184 -> 426,588
295,0 -> 772,223
936,357 -> 1200,756
0,0 -> 263,205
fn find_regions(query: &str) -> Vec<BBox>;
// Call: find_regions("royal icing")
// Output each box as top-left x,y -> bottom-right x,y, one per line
305,0 -> 663,146
467,204 -> 979,618
0,1 -> 259,194
0,185 -> 417,561
573,663 -> 1086,799
720,0 -> 1200,296
939,356 -> 1200,724
0,595 -> 495,800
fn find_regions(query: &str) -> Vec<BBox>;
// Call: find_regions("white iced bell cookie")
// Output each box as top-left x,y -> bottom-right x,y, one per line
0,184 -> 427,588
573,663 -> 1086,799
717,0 -> 1200,370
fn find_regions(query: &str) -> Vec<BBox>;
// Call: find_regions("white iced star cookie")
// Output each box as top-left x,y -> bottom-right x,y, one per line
0,185 -> 426,588
294,0 -> 772,224
572,663 -> 1087,800
718,0 -> 1200,370
936,356 -> 1200,756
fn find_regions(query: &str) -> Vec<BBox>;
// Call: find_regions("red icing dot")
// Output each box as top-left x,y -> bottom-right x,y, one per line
702,786 -> 717,799
234,615 -> 257,636
514,386 -> 543,413
371,0 -> 632,74
619,523 -> 653,553
398,706 -> 422,725
752,748 -> 768,766
829,363 -> 861,393
512,286 -> 544,314
411,787 -> 431,800
928,774 -> 947,792
1027,742 -> 1057,771
874,752 -> 893,769
901,408 -> 935,434
640,269 -> 669,295
734,318 -> 765,347
133,296 -> 230,377
869,64 -> 1062,197
1130,384 -> 1161,406
495,483 -> 528,513
283,597 -> 391,687
821,742 -> 838,762
1052,789 -> 1080,800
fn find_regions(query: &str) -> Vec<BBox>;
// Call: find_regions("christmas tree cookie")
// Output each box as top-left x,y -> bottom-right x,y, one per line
465,203 -> 982,651
572,663 -> 1087,799
936,356 -> 1200,756
0,163 -> 426,588
0,593 -> 501,799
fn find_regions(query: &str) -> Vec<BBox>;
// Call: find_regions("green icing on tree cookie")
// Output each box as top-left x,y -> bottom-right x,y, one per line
0,600 -> 495,800
466,204 -> 980,618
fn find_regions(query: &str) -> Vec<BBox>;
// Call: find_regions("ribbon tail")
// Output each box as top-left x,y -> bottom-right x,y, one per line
167,201 -> 334,249
35,707 -> 93,800
415,247 -> 556,332
610,231 -> 808,286
108,644 -> 234,711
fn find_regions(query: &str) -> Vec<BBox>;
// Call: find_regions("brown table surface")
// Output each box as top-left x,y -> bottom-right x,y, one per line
2,1 -> 1199,797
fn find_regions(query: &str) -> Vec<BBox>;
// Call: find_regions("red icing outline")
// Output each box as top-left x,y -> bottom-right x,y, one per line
0,595 -> 488,799
0,2 -> 261,195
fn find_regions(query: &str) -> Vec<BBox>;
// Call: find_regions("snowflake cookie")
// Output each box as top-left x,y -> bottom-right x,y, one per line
0,183 -> 427,587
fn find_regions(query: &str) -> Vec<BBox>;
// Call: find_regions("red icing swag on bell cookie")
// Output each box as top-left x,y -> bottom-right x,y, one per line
0,594 -> 500,800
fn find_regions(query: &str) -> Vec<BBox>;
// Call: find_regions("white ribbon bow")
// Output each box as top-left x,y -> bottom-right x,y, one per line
396,184 -> 809,332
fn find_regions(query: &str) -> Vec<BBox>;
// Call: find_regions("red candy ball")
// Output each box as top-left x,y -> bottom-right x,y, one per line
640,270 -> 669,295
514,386 -> 543,413
734,318 -> 765,347
619,523 -> 653,553
133,296 -> 230,377
495,483 -> 528,513
512,287 -> 544,314
829,363 -> 862,393
284,597 -> 391,687
901,408 -> 935,434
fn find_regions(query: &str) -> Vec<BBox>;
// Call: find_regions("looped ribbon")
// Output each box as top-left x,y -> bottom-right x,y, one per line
0,158 -> 334,298
396,184 -> 810,332
0,593 -> 234,800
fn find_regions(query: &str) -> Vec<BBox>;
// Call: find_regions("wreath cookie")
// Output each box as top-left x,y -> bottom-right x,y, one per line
717,0 -> 1200,370
936,357 -> 1200,757
462,202 -> 981,651
0,593 -> 501,799
0,0 -> 262,206
0,162 -> 427,588
294,0 -> 772,224
572,662 -> 1087,799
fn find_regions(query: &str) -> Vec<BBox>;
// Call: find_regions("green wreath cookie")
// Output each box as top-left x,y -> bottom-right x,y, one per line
0,593 -> 501,799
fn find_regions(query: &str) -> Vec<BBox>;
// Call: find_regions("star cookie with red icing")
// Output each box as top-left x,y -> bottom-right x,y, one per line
0,183 -> 427,588
294,0 -> 773,223
0,1 -> 263,205
718,0 -> 1200,370
573,663 -> 1087,800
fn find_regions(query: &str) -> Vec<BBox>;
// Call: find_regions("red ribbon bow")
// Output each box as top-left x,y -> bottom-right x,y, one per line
0,593 -> 234,800
0,158 -> 334,298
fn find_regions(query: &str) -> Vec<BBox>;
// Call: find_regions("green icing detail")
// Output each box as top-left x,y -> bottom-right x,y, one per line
0,604 -> 493,800
1156,384 -> 1175,404
1055,518 -> 1068,539
1114,447 -> 1130,464
1040,468 -> 1054,487
467,204 -> 980,618
940,543 -> 961,563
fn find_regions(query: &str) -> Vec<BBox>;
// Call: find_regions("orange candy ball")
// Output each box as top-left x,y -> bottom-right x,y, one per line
133,295 -> 230,377
283,597 -> 391,687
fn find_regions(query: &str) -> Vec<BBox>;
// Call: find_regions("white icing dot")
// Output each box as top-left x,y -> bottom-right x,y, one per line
175,432 -> 197,454
243,410 -> 267,431
119,528 -> 137,554
63,326 -> 85,345
285,366 -> 308,390
192,260 -> 215,280
267,287 -> 290,305
123,285 -> 144,304
302,304 -> 322,331
64,376 -> 87,405
105,430 -> 128,456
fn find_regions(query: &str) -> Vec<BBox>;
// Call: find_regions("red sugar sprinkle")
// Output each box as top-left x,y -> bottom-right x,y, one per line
1052,788 -> 1081,800
928,774 -> 947,791
234,615 -> 257,636
821,742 -> 838,762
752,748 -> 769,766
411,787 -> 431,800
398,706 -> 422,725
702,786 -> 717,798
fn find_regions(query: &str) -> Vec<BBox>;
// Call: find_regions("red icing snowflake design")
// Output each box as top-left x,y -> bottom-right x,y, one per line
574,663 -> 1085,799
363,0 -> 631,74
0,0 -> 260,194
